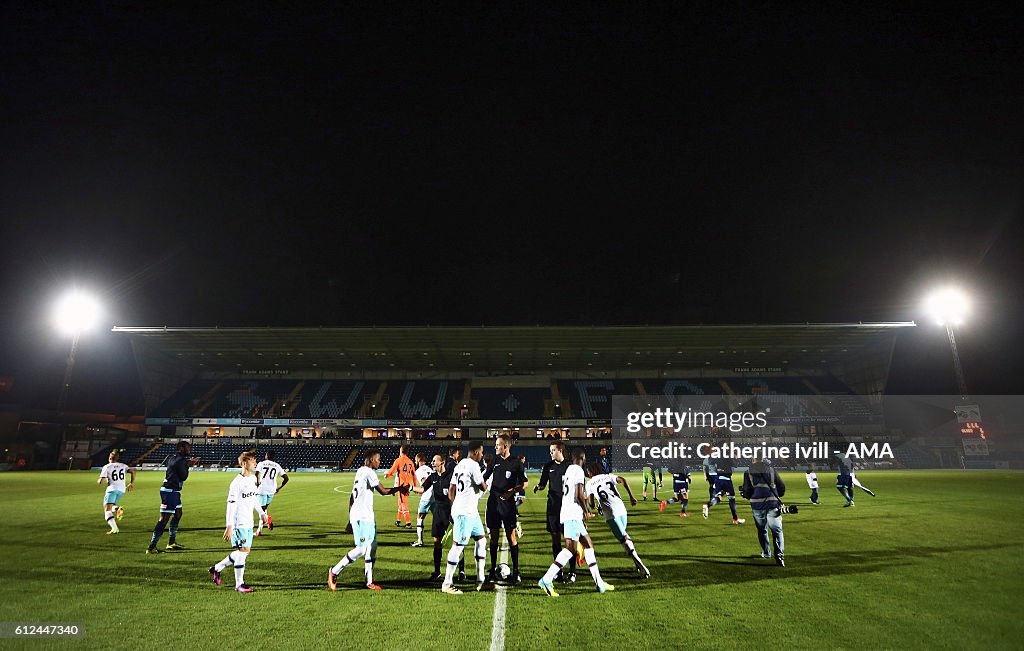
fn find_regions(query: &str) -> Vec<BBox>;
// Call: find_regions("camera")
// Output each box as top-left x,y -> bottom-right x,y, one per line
778,504 -> 799,515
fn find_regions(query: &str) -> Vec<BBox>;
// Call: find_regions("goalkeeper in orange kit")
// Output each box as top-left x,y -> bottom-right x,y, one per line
385,444 -> 419,527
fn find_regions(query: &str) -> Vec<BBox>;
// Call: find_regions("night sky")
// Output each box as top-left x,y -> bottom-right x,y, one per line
1,3 -> 1021,412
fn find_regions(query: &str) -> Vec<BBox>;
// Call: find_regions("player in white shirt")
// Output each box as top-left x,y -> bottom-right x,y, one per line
441,441 -> 490,595
586,465 -> 649,578
209,451 -> 268,593
97,451 -> 135,534
255,450 -> 289,533
806,464 -> 820,504
412,453 -> 434,547
328,449 -> 407,591
538,449 -> 614,596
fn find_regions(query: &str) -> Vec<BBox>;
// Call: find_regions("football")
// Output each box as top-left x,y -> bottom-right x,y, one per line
496,563 -> 512,580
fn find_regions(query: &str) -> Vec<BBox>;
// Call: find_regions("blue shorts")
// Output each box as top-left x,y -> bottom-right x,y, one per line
673,480 -> 690,495
159,489 -> 182,514
232,527 -> 254,549
258,494 -> 274,507
417,498 -> 435,516
606,515 -> 628,542
837,474 -> 853,488
452,514 -> 486,545
562,519 -> 589,541
713,477 -> 736,498
104,490 -> 125,505
352,520 -> 377,546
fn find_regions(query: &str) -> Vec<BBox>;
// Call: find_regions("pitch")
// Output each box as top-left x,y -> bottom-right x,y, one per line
1,470 -> 1021,649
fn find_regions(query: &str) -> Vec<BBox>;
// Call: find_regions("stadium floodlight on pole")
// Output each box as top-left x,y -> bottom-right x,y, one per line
923,286 -> 970,399
52,290 -> 101,414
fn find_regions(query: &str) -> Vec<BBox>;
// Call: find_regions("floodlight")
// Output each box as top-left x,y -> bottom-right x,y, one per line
53,291 -> 101,336
924,287 -> 969,327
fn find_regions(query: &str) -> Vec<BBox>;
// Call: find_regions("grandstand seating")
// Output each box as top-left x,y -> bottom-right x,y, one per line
384,381 -> 465,419
292,380 -> 375,418
556,380 -> 635,418
472,387 -> 549,419
151,375 -> 866,420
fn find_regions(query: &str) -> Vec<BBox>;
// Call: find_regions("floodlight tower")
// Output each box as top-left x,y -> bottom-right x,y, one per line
924,287 -> 970,399
53,291 -> 101,413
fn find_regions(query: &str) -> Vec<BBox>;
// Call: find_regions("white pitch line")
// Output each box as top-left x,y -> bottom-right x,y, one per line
490,544 -> 509,651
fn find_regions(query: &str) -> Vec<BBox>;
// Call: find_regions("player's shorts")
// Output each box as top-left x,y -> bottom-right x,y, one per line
713,476 -> 736,498
643,470 -> 655,485
672,480 -> 690,495
836,473 -> 853,489
104,490 -> 125,505
546,502 -> 563,535
258,494 -> 274,507
231,527 -> 254,549
605,515 -> 628,542
562,519 -> 588,541
486,496 -> 517,532
417,497 -> 435,516
431,503 -> 452,539
452,514 -> 486,545
159,489 -> 182,514
352,519 -> 377,546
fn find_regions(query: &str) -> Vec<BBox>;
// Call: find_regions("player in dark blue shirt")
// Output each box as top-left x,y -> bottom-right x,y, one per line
660,463 -> 692,518
835,451 -> 855,507
147,440 -> 200,553
702,456 -> 745,525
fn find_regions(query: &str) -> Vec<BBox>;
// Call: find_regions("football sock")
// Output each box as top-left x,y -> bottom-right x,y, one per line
583,547 -> 603,586
232,551 -> 248,587
443,544 -> 464,587
729,498 -> 738,520
433,544 -> 442,573
474,538 -> 487,582
490,538 -> 499,570
149,520 -> 166,548
364,550 -> 374,585
543,549 -> 573,583
510,544 -> 519,575
681,498 -> 688,513
215,552 -> 236,572
416,517 -> 424,543
332,547 -> 364,575
168,514 -> 181,543
551,539 -> 561,560
667,497 -> 678,504
105,509 -> 118,532
622,536 -> 641,565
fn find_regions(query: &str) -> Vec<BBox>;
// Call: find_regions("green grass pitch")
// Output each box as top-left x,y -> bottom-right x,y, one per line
1,470 -> 1022,649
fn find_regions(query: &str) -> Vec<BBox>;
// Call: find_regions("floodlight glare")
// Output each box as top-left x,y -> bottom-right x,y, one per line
54,291 -> 101,336
924,287 -> 969,327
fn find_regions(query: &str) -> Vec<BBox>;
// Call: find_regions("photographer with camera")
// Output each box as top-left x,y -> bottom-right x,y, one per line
740,458 -> 793,567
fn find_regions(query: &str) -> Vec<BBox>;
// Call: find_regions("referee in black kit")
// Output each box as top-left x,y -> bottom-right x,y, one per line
483,434 -> 527,584
534,440 -> 576,583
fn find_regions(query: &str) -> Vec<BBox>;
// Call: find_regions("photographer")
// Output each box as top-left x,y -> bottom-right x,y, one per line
740,458 -> 789,567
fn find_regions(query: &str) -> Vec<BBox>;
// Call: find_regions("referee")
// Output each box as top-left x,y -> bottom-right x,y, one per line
419,450 -> 465,582
534,441 -> 575,582
483,435 -> 527,584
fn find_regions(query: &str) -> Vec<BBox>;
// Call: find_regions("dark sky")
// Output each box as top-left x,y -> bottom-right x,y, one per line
1,3 -> 1021,411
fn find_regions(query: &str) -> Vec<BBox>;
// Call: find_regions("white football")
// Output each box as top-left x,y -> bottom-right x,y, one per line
496,563 -> 512,580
